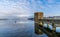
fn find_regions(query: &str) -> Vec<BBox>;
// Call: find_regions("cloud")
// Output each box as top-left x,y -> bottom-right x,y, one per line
0,0 -> 60,18
0,0 -> 34,18
47,0 -> 54,3
0,0 -> 44,18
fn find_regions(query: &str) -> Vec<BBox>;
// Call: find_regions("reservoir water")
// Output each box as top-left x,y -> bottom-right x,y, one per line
0,19 -> 48,37
0,19 -> 60,37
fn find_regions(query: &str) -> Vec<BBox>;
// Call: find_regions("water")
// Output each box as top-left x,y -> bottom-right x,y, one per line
0,19 -> 48,37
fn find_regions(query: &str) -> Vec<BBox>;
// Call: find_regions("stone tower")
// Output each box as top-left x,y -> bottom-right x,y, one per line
34,12 -> 43,35
34,12 -> 43,22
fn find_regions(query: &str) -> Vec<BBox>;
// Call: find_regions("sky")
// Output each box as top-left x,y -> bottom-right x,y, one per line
0,0 -> 60,18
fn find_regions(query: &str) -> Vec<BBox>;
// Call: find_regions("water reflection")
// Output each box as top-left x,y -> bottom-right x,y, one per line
0,20 -> 48,37
1,19 -> 60,37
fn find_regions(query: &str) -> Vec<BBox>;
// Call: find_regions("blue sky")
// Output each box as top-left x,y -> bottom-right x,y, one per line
0,0 -> 60,18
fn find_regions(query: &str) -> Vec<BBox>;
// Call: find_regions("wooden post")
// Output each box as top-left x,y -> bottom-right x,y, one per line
52,22 -> 56,32
34,12 -> 43,34
47,23 -> 49,29
47,22 -> 50,29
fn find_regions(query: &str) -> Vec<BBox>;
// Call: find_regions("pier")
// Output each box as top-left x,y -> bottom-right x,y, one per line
34,12 -> 60,37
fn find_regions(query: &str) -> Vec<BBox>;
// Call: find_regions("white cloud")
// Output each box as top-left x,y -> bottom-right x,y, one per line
17,14 -> 31,17
47,0 -> 54,3
0,0 -> 34,18
1,0 -> 60,18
